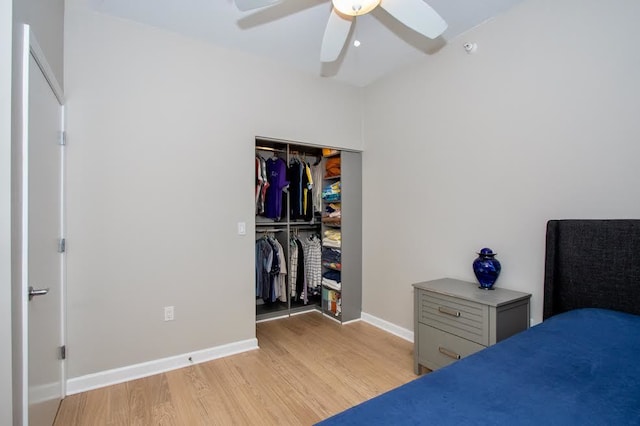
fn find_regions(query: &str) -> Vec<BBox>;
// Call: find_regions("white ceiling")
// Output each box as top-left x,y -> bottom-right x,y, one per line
88,0 -> 525,87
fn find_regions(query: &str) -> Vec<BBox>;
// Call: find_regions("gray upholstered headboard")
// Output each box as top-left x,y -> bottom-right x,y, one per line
543,220 -> 640,320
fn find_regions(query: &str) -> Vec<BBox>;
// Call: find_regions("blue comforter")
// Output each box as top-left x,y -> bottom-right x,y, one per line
317,309 -> 640,425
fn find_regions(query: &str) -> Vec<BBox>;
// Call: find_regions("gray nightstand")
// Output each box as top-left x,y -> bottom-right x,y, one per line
413,278 -> 531,374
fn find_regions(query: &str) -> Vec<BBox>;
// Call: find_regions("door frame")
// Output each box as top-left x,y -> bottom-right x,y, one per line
20,24 -> 66,423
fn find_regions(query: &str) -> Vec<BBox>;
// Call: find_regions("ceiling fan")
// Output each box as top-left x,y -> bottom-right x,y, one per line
234,0 -> 448,63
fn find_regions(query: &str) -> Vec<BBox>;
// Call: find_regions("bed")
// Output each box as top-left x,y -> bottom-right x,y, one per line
317,220 -> 640,425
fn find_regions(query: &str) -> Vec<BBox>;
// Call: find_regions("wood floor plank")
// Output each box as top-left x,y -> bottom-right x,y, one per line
105,383 -> 130,426
55,312 -> 419,425
81,385 -> 112,426
163,367 -> 211,425
53,392 -> 86,426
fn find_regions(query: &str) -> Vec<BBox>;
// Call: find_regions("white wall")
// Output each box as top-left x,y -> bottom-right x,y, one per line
64,0 -> 363,379
14,0 -> 64,86
1,0 -> 13,423
362,0 -> 640,330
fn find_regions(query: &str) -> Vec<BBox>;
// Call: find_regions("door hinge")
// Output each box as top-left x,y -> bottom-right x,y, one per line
59,345 -> 66,360
58,130 -> 66,146
58,238 -> 66,253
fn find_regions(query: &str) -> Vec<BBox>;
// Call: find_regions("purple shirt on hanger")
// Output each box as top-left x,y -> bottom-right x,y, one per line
264,157 -> 289,220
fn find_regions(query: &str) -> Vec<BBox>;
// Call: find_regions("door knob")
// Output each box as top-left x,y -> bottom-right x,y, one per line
28,286 -> 49,301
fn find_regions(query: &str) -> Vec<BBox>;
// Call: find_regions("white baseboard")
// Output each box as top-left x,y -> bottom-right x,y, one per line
29,381 -> 62,404
361,312 -> 414,343
66,338 -> 259,395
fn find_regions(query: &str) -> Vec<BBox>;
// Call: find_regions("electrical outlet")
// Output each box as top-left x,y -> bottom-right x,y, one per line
164,306 -> 175,321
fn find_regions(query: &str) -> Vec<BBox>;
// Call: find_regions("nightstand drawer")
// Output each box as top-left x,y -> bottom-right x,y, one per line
417,324 -> 485,370
419,291 -> 488,345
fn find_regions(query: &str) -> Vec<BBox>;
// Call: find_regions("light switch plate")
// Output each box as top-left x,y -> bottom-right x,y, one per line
237,222 -> 246,235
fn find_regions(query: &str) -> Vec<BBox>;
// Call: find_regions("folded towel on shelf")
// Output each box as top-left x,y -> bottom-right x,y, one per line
322,239 -> 340,248
322,248 -> 341,262
322,203 -> 341,224
323,270 -> 341,282
325,157 -> 341,178
322,182 -> 341,201
324,229 -> 341,241
322,278 -> 341,291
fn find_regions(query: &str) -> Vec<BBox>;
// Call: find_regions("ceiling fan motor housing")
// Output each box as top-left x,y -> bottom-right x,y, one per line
332,0 -> 381,16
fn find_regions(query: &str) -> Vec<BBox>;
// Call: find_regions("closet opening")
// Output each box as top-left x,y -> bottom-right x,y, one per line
254,137 -> 362,325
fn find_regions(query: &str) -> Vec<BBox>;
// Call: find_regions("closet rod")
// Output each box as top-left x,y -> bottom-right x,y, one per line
256,228 -> 283,233
256,146 -> 286,153
291,228 -> 321,234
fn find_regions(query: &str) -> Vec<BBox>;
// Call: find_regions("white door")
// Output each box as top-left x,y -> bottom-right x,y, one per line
22,27 -> 65,426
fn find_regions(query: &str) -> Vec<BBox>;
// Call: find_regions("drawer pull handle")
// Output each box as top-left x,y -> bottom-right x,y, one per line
438,306 -> 461,317
438,346 -> 461,360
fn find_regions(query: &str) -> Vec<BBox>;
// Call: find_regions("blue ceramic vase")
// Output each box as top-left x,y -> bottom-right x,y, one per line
473,248 -> 501,290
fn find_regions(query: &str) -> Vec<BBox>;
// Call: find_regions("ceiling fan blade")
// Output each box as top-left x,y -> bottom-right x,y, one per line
235,0 -> 282,12
380,0 -> 447,39
320,8 -> 353,63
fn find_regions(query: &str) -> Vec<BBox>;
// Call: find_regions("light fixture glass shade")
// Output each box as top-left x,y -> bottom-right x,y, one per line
332,0 -> 381,16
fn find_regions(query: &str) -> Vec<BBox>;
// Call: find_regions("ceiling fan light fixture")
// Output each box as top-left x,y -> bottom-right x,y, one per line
332,0 -> 380,16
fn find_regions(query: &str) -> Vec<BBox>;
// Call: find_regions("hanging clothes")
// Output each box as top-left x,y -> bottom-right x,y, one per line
290,238 -> 299,299
264,157 -> 289,220
255,156 -> 270,215
255,237 -> 273,301
302,161 -> 314,221
255,236 -> 287,303
294,238 -> 306,301
255,156 -> 262,211
275,238 -> 287,303
288,157 -> 315,222
265,237 -> 280,302
301,234 -> 322,292
288,158 -> 303,220
312,162 -> 323,215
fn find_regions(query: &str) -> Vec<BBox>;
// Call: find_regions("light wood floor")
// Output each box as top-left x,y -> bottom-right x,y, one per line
54,312 -> 418,425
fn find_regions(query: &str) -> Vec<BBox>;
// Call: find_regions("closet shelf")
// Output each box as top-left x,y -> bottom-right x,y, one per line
256,221 -> 288,227
321,222 -> 341,228
256,220 -> 320,227
323,152 -> 340,158
290,221 -> 321,226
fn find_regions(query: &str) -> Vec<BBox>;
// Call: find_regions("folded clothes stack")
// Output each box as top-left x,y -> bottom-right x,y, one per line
324,288 -> 341,315
322,269 -> 341,290
322,202 -> 341,224
322,181 -> 341,202
323,269 -> 341,281
323,229 -> 341,248
322,278 -> 341,291
322,248 -> 341,270
325,156 -> 341,178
